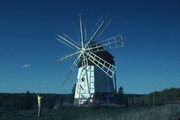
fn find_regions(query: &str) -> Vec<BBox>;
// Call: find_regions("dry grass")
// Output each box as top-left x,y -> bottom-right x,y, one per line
0,103 -> 180,120
81,104 -> 180,120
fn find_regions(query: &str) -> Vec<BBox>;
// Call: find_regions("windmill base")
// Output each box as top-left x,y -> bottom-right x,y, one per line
74,93 -> 116,106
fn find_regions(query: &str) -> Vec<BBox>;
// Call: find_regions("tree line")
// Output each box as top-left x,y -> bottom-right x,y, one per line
117,87 -> 180,107
0,87 -> 179,110
0,92 -> 73,110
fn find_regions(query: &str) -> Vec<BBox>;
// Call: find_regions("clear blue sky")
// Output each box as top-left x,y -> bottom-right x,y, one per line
0,0 -> 180,94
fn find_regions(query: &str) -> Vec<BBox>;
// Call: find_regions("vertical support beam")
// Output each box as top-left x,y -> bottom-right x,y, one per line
114,62 -> 117,93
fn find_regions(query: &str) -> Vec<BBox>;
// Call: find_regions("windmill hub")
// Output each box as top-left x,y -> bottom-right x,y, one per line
81,48 -> 86,53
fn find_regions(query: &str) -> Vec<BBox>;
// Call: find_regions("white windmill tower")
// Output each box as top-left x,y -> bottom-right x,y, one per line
55,14 -> 124,105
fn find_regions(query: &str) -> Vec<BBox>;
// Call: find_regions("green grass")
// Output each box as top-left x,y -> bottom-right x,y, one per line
0,104 -> 180,120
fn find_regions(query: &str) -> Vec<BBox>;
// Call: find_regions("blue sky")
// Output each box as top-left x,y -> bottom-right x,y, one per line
0,0 -> 180,94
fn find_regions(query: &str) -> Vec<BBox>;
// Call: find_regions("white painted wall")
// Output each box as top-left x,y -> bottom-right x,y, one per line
74,65 -> 115,105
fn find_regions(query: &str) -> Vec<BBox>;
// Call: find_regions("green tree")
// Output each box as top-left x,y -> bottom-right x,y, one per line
118,86 -> 124,94
117,86 -> 124,104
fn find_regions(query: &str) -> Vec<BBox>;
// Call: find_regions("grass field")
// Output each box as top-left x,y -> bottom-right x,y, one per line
0,103 -> 180,120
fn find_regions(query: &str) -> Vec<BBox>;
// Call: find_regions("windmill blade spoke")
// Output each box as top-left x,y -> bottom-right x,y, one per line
85,15 -> 112,48
61,33 -> 80,46
79,14 -> 85,47
62,53 -> 82,85
57,38 -> 74,49
87,35 -> 124,52
55,51 -> 80,63
57,34 -> 80,50
86,52 -> 116,78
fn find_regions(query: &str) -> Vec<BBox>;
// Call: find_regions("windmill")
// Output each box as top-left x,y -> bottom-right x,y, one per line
55,14 -> 124,105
